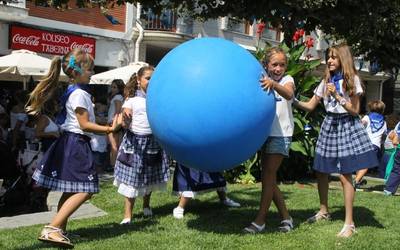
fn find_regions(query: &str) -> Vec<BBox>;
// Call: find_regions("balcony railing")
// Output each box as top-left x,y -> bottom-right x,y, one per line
142,9 -> 177,32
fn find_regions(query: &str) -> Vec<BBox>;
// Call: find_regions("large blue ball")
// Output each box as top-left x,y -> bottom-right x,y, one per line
147,38 -> 275,172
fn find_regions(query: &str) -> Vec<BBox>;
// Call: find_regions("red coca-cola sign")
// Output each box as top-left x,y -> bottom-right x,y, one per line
10,25 -> 96,57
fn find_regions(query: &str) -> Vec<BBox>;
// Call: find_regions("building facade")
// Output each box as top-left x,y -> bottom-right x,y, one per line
0,0 -> 135,70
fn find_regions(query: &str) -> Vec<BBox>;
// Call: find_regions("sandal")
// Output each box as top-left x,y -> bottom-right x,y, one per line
306,212 -> 331,223
337,224 -> 356,238
38,225 -> 74,248
278,217 -> 294,233
243,222 -> 265,234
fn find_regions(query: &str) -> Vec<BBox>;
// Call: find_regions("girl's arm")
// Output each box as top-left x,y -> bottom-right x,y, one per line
327,83 -> 360,116
293,95 -> 321,112
75,107 -> 119,134
260,78 -> 294,100
391,132 -> 399,147
35,115 -> 59,138
111,99 -> 123,123
121,108 -> 132,129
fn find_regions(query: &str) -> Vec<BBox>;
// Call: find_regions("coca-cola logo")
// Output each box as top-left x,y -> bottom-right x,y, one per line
70,42 -> 94,53
12,34 -> 40,46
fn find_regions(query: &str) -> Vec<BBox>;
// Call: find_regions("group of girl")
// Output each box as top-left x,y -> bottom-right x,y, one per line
27,43 -> 378,247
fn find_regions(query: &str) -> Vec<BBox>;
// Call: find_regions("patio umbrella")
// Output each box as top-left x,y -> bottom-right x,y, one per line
0,49 -> 68,87
90,62 -> 149,85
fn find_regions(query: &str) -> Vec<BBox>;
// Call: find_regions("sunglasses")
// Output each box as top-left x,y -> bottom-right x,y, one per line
144,76 -> 151,80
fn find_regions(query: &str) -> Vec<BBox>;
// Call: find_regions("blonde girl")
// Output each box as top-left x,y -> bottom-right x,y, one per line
26,49 -> 119,248
294,44 -> 378,237
244,47 -> 295,233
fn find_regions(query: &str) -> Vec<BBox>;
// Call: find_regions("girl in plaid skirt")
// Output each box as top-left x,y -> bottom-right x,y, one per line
26,49 -> 119,248
294,44 -> 379,237
114,66 -> 170,225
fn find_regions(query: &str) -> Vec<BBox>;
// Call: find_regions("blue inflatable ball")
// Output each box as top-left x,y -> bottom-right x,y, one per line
147,38 -> 275,172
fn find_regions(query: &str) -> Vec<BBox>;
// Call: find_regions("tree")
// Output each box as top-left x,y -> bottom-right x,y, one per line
31,0 -> 400,71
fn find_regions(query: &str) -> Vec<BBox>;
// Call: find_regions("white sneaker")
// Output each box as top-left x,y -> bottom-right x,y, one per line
143,207 -> 153,217
222,198 -> 241,207
173,206 -> 184,219
120,218 -> 131,225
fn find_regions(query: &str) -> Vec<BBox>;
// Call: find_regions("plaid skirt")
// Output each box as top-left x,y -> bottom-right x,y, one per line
114,131 -> 170,190
32,132 -> 99,193
314,113 -> 379,174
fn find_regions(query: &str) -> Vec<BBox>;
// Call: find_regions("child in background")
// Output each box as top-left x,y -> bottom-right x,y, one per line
114,67 -> 170,225
107,79 -> 124,171
91,97 -> 109,174
172,163 -> 240,219
354,100 -> 387,188
384,126 -> 400,196
379,114 -> 400,179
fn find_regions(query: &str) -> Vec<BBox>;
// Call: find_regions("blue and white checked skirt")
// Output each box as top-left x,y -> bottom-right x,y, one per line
114,131 -> 170,189
32,132 -> 99,193
314,113 -> 379,174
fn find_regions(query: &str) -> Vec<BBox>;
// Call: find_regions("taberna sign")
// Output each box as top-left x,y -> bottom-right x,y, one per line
9,25 -> 96,58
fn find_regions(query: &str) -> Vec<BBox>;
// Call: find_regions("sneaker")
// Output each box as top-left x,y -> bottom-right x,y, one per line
173,206 -> 184,219
383,190 -> 393,196
120,218 -> 131,225
279,217 -> 294,233
222,198 -> 241,207
143,207 -> 153,217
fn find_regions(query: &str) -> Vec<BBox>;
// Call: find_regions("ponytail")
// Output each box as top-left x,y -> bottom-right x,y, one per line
124,65 -> 154,99
26,56 -> 62,115
124,73 -> 139,99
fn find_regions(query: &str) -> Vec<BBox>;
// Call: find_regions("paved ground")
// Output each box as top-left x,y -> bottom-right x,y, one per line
0,174 -> 115,230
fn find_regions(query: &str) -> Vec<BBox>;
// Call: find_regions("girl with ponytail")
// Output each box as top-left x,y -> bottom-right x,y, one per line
28,49 -> 120,248
113,66 -> 170,225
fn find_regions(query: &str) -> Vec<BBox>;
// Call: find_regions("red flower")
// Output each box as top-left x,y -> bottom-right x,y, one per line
292,29 -> 305,42
304,36 -> 314,48
256,22 -> 266,36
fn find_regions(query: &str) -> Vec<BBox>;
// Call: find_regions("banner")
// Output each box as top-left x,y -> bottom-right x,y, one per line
10,25 -> 96,57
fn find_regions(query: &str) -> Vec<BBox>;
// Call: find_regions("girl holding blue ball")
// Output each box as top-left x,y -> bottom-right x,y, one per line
27,49 -> 120,248
244,47 -> 295,233
294,44 -> 378,237
113,66 -> 170,225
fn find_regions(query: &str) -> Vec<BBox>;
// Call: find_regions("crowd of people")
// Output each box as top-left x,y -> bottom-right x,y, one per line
0,44 -> 399,247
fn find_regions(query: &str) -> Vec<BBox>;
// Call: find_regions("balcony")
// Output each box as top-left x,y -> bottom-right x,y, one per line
141,8 -> 193,35
0,0 -> 28,21
142,9 -> 177,32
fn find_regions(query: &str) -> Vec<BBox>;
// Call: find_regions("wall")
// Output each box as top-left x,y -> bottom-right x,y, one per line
27,1 -> 126,32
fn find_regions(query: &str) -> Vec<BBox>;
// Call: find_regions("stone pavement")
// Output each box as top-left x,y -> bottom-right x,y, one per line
0,191 -> 107,230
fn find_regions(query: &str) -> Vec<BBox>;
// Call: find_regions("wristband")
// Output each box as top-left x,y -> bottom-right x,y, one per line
339,98 -> 347,106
